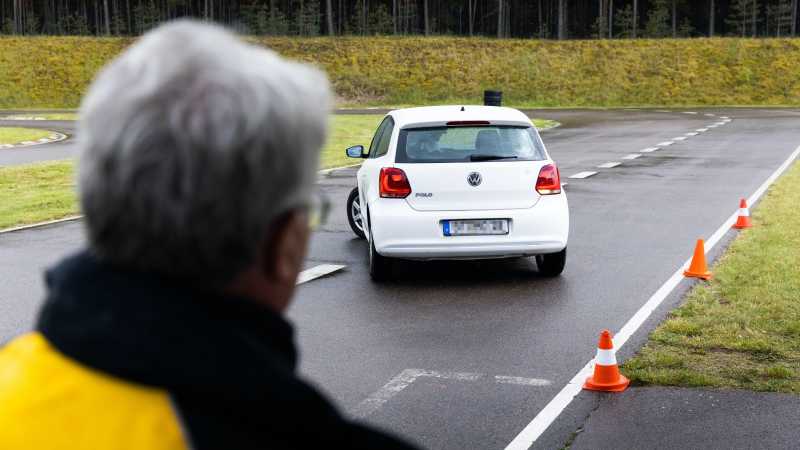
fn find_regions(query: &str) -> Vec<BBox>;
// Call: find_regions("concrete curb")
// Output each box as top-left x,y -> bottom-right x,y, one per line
0,215 -> 83,235
0,131 -> 68,150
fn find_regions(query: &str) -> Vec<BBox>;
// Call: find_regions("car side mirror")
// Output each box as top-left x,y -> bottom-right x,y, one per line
346,145 -> 366,159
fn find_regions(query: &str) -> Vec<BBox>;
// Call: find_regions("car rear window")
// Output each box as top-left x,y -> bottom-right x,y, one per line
395,125 -> 546,163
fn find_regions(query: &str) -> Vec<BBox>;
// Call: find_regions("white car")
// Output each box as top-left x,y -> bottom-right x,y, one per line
345,106 -> 569,281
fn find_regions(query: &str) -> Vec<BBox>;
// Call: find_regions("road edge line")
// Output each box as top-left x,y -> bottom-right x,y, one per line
504,143 -> 800,450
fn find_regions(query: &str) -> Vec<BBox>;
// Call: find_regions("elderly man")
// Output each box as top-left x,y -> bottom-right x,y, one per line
0,21 -> 417,450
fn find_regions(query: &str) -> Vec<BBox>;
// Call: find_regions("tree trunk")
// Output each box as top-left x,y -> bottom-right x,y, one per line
103,0 -> 110,34
326,0 -> 334,35
792,0 -> 798,37
709,0 -> 714,37
497,0 -> 502,37
752,0 -> 757,37
557,0 -> 566,40
538,0 -> 543,38
633,0 -> 638,38
672,0 -> 676,38
424,0 -> 429,35
393,0 -> 397,34
609,0 -> 613,38
467,0 -> 473,36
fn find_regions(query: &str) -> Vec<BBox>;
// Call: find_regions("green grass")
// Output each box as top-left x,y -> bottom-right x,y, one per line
3,36 -> 800,108
0,113 -> 78,120
0,161 -> 77,230
0,127 -> 51,145
323,115 -> 383,169
622,162 -> 800,394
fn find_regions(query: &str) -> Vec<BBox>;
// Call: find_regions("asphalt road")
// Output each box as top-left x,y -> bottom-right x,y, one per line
0,119 -> 77,166
1,108 -> 800,449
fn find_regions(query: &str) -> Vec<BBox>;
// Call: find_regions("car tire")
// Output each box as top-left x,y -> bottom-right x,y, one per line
369,228 -> 392,282
535,247 -> 567,277
347,188 -> 366,239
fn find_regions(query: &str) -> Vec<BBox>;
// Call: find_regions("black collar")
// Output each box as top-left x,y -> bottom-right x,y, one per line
37,250 -> 297,394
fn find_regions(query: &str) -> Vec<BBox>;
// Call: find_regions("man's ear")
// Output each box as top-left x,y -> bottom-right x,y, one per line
260,211 -> 309,284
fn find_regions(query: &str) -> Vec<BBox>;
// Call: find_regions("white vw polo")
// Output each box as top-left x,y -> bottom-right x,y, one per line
344,106 -> 569,281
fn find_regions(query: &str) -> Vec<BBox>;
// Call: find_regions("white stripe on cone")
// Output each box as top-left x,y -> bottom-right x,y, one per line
739,207 -> 750,217
594,348 -> 617,366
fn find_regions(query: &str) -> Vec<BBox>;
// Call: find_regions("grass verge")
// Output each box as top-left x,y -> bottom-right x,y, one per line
0,127 -> 52,145
0,161 -> 77,230
0,114 -> 556,229
622,162 -> 800,393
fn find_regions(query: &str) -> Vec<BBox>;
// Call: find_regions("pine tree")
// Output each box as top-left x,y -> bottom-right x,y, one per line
644,0 -> 671,37
615,4 -> 635,38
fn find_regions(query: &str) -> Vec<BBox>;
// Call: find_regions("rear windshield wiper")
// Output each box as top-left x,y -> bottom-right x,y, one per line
469,154 -> 519,162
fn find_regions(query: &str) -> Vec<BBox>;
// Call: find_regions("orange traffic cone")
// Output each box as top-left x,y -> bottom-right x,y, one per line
733,198 -> 752,229
584,330 -> 630,392
684,239 -> 712,280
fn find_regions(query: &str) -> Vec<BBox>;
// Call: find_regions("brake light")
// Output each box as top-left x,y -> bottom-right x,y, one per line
380,167 -> 412,198
536,164 -> 561,195
445,120 -> 491,126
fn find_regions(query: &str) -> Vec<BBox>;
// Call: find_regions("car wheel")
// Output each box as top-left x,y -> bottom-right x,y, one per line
535,247 -> 566,277
369,227 -> 392,282
346,187 -> 366,239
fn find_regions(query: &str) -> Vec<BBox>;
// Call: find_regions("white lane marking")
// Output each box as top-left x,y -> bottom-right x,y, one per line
672,137 -> 687,141
640,147 -> 660,153
708,124 -> 719,128
352,369 -> 484,418
704,113 -> 716,117
682,111 -> 698,115
20,141 -> 36,145
0,215 -> 83,234
621,154 -> 642,160
495,376 -> 552,387
720,116 -> 730,119
597,162 -> 621,169
656,141 -> 674,147
504,142 -> 800,450
353,369 -> 551,419
685,132 -> 699,136
697,128 -> 709,132
0,144 -> 12,149
568,171 -> 598,179
296,264 -> 346,285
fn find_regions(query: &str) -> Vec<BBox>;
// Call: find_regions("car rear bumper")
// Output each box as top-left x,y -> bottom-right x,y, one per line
368,193 -> 569,260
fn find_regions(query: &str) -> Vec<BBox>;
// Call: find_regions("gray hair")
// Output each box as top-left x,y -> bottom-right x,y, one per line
78,20 -> 331,282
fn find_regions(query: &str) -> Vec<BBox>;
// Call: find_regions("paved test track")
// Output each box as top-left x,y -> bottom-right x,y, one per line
1,108 -> 800,449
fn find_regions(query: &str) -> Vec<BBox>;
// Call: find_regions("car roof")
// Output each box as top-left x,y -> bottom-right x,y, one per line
387,105 -> 533,129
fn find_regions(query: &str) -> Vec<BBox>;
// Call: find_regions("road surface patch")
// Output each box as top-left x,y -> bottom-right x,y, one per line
568,171 -> 597,179
504,142 -> 800,450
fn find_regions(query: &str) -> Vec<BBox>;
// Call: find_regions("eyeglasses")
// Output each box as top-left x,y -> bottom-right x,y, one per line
307,188 -> 330,231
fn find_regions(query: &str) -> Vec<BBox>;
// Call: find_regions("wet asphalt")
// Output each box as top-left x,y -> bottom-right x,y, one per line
1,109 -> 799,449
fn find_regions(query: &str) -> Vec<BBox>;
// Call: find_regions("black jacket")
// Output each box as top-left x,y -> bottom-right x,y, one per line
36,250 -> 418,450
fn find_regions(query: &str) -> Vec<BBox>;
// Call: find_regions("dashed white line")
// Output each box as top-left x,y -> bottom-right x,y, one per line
704,113 -> 716,117
656,141 -> 674,147
697,128 -> 709,132
682,111 -> 698,115
685,132 -> 699,136
504,143 -> 800,450
621,154 -> 642,160
568,171 -> 598,179
672,137 -> 687,141
296,264 -> 346,285
597,162 -> 621,169
640,147 -> 660,153
495,376 -> 552,387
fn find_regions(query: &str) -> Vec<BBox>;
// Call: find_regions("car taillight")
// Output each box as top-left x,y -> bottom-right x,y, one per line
536,164 -> 561,195
380,167 -> 412,198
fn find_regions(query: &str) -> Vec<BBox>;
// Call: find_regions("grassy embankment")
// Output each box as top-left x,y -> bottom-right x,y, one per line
2,36 -> 800,109
622,162 -> 800,393
0,127 -> 51,145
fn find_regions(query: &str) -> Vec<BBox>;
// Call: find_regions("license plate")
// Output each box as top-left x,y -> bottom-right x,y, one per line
442,219 -> 509,236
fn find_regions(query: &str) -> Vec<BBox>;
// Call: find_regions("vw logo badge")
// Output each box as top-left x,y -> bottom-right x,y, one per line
467,172 -> 482,187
